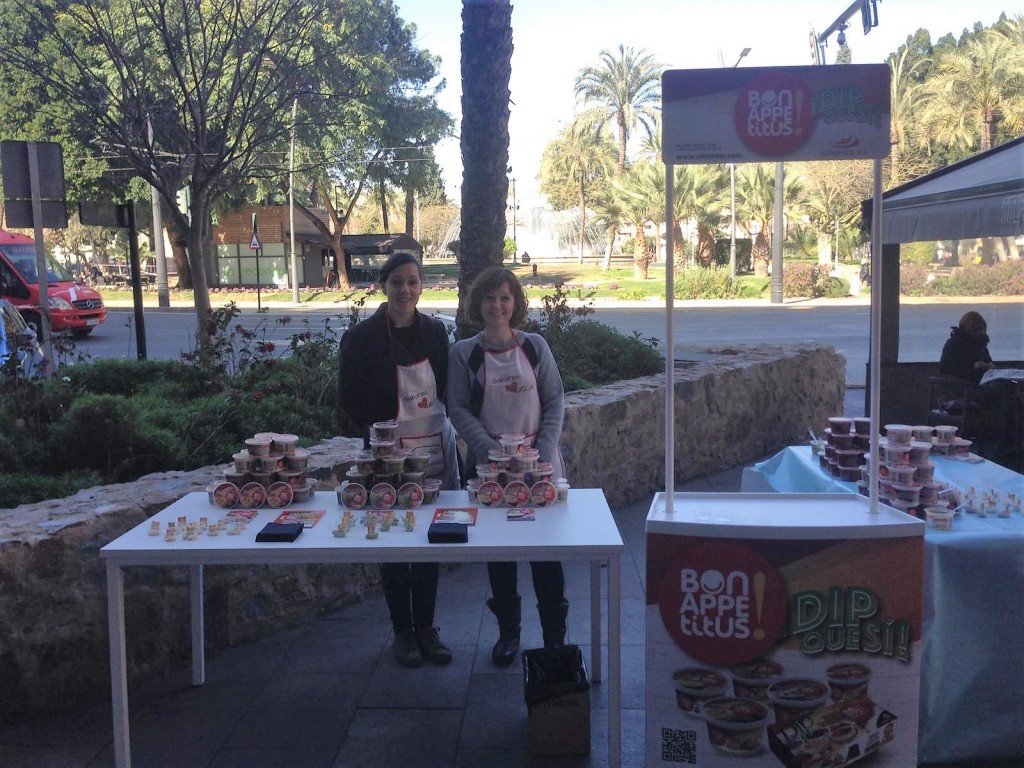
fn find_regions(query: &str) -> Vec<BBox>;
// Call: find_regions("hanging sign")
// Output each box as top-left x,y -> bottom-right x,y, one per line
662,64 -> 890,165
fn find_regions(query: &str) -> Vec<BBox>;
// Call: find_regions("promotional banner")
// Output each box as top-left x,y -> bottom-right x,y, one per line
646,529 -> 922,767
662,65 -> 890,164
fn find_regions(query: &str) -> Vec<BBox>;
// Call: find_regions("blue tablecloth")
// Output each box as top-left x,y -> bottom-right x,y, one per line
743,446 -> 1024,763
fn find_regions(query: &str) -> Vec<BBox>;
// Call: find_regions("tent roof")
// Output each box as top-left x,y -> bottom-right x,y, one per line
862,135 -> 1024,244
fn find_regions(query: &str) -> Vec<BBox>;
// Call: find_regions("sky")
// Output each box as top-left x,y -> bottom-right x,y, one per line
393,0 -> 1021,207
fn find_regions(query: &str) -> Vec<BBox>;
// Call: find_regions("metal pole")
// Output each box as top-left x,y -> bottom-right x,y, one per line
289,97 -> 299,305
126,202 -> 147,360
255,246 -> 262,312
27,141 -> 54,369
868,159 -> 883,514
729,164 -> 737,278
770,161 -> 784,304
664,163 -> 675,514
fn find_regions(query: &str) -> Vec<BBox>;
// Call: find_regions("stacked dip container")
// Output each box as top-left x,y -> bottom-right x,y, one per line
337,420 -> 440,510
209,431 -> 314,508
466,431 -> 569,508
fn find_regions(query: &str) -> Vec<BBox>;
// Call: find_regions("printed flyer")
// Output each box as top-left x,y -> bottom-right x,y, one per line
271,509 -> 326,528
645,529 -> 923,767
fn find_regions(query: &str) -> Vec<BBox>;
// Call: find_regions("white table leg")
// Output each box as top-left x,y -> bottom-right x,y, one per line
607,553 -> 622,768
590,561 -> 603,683
190,564 -> 205,685
106,563 -> 131,768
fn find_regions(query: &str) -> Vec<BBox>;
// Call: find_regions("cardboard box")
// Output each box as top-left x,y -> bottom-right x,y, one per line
526,688 -> 591,756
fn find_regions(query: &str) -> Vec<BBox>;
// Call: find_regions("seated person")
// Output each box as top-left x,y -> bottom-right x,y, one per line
939,311 -> 994,385
936,311 -> 998,417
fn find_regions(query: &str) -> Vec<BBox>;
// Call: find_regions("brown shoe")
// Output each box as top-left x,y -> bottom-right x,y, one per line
393,628 -> 423,667
416,627 -> 453,665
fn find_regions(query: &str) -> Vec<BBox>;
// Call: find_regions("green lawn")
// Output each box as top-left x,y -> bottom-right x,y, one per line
97,261 -> 774,305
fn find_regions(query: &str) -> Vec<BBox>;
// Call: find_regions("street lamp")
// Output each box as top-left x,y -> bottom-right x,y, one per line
728,47 -> 751,279
506,168 -> 518,262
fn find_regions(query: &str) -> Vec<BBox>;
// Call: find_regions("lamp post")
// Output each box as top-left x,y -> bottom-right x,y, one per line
728,47 -> 751,279
506,169 -> 518,262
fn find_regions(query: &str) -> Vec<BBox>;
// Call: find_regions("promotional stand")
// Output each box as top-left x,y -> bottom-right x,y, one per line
649,66 -> 926,767
646,493 -> 924,767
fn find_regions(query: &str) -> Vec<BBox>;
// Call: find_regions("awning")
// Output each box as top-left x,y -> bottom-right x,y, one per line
862,135 -> 1024,244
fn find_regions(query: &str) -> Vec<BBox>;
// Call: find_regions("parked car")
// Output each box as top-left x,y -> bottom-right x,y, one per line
0,298 -> 45,377
0,228 -> 106,336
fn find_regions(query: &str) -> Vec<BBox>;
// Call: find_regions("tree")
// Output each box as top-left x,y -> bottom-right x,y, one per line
610,161 -> 663,279
457,0 -> 512,337
574,45 -> 662,174
538,111 -> 617,264
886,46 -> 932,187
735,164 -> 805,277
2,0 -> 446,347
792,161 -> 873,265
918,27 -> 1024,152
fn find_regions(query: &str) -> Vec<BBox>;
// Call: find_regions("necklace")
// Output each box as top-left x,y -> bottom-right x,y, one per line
482,330 -> 517,351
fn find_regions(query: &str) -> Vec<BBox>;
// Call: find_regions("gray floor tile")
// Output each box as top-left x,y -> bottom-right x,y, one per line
208,748 -> 337,768
359,644 -> 476,709
331,708 -> 462,767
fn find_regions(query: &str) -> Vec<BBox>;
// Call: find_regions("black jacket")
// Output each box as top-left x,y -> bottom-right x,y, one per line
939,327 -> 992,384
338,304 -> 449,443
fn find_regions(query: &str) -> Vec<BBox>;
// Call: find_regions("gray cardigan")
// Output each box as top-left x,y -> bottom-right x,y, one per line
447,330 -> 566,480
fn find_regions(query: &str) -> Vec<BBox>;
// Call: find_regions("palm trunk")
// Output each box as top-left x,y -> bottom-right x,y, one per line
633,235 -> 648,280
602,225 -> 614,271
457,0 -> 513,337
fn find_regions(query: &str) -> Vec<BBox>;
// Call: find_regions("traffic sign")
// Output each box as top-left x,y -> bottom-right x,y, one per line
249,231 -> 261,250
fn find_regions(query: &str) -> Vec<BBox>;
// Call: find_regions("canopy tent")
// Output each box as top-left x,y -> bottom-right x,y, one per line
862,135 -> 1024,243
859,136 -> 1024,426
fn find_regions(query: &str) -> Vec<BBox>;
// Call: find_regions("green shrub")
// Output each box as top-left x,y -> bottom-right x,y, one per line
900,260 -> 1023,297
826,276 -> 851,298
620,288 -> 649,301
673,267 -> 740,300
548,320 -> 662,390
48,393 -> 184,480
783,264 -> 832,298
0,469 -> 103,509
899,263 -> 932,295
937,261 -> 1024,296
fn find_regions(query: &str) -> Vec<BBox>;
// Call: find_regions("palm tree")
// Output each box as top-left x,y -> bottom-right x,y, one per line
611,160 -> 663,279
674,165 -> 729,269
918,29 -> 1024,153
574,45 -> 662,174
887,47 -> 930,187
457,0 -> 512,336
735,165 -> 805,278
540,111 -> 617,264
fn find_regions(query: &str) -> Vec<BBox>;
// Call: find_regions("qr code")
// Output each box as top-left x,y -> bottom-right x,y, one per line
661,727 -> 697,763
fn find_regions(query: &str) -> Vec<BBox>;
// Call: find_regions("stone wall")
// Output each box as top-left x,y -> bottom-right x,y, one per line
0,343 -> 843,716
563,344 -> 845,506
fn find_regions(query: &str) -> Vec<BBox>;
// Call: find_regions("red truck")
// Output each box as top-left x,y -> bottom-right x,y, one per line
0,228 -> 106,336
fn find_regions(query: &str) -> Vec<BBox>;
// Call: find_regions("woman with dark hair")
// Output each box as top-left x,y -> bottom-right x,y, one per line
447,266 -> 569,667
338,252 -> 459,667
940,310 -> 995,384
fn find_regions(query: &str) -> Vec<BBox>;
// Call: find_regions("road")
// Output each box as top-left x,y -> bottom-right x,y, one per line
74,301 -> 1022,386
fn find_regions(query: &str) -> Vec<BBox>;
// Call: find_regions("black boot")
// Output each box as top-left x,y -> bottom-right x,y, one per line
486,595 -> 521,667
538,600 -> 569,648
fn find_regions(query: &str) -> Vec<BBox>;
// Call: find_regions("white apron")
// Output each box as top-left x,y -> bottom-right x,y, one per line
479,338 -> 542,449
392,335 -> 459,489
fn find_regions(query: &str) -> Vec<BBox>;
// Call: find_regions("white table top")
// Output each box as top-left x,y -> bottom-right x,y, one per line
646,491 -> 924,539
100,489 -> 624,566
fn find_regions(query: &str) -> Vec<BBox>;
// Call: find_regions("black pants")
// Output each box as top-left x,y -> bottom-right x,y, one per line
487,560 -> 564,606
381,562 -> 439,631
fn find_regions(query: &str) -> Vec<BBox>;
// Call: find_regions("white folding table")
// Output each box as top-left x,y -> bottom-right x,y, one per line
101,488 -> 625,767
